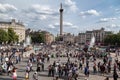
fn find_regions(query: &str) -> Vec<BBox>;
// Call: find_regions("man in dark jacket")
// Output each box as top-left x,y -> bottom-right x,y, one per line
113,70 -> 118,80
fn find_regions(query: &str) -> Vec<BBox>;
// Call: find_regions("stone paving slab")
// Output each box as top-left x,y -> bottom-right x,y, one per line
0,57 -> 120,80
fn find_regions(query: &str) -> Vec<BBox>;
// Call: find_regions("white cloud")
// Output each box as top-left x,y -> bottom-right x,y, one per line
48,24 -> 55,29
99,17 -> 117,22
64,22 -> 73,27
63,22 -> 78,29
110,24 -> 117,28
106,24 -> 120,28
80,9 -> 100,17
71,26 -> 78,29
115,9 -> 120,13
0,13 -> 12,20
0,4 -> 17,13
105,28 -> 111,31
39,15 -> 47,20
24,4 -> 59,20
105,24 -> 120,33
23,23 -> 28,27
31,4 -> 58,15
49,21 -> 78,29
64,0 -> 78,12
111,24 -> 120,28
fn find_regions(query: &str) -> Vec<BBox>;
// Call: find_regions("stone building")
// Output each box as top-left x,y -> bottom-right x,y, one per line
75,33 -> 86,44
44,32 -> 54,44
76,28 -> 112,45
63,33 -> 75,43
0,19 -> 25,42
86,31 -> 93,44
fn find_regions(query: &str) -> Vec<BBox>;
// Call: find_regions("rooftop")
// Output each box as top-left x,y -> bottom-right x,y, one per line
0,19 -> 24,27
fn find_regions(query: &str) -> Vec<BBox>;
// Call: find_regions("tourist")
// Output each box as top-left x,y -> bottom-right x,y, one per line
29,61 -> 33,71
5,56 -> 9,63
41,62 -> 44,71
48,64 -> 52,76
84,66 -> 89,77
15,52 -> 19,64
36,62 -> 41,73
68,70 -> 72,80
33,71 -> 38,80
12,67 -> 17,80
97,62 -> 101,72
25,71 -> 29,80
47,54 -> 50,62
7,60 -> 14,75
2,62 -> 7,73
58,65 -> 62,77
113,70 -> 118,80
26,64 -> 30,74
104,77 -> 109,80
100,64 -> 105,75
7,65 -> 12,76
117,61 -> 120,71
51,65 -> 55,77
0,52 -> 3,63
93,64 -> 97,74
108,61 -> 111,73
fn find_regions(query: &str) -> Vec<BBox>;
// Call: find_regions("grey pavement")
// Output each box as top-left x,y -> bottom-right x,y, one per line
0,57 -> 120,80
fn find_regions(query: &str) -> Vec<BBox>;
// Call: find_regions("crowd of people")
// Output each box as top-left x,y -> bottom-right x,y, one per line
0,44 -> 120,80
0,46 -> 23,80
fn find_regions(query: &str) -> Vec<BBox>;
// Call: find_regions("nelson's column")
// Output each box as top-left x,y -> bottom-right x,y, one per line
59,3 -> 64,41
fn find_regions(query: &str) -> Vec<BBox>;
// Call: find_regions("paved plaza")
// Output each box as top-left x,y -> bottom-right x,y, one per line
0,56 -> 120,80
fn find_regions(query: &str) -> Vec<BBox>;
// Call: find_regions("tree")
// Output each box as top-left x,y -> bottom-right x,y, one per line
55,36 -> 63,41
8,28 -> 18,43
55,36 -> 60,41
31,32 -> 45,43
37,33 -> 45,43
104,34 -> 120,46
0,29 -> 8,44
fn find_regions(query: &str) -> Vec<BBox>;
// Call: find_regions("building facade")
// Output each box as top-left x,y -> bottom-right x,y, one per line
76,28 -> 112,45
44,32 -> 54,44
0,19 -> 25,42
63,33 -> 75,43
75,33 -> 86,44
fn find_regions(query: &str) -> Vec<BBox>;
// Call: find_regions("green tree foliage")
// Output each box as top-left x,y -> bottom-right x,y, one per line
8,28 -> 18,43
31,32 -> 45,43
0,29 -> 8,43
55,36 -> 60,41
55,36 -> 63,41
104,33 -> 120,45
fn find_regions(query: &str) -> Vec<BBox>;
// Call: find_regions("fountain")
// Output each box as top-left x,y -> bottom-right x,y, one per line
24,35 -> 31,47
89,35 -> 95,48
23,35 -> 34,57
88,35 -> 95,51
23,35 -> 33,51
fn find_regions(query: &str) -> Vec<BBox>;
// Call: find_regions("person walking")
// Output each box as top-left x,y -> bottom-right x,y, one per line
113,70 -> 118,80
25,71 -> 29,80
33,71 -> 38,80
36,62 -> 41,73
84,66 -> 89,77
12,67 -> 17,80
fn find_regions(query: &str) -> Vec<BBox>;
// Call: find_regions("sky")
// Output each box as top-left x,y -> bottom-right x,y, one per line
0,0 -> 120,35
